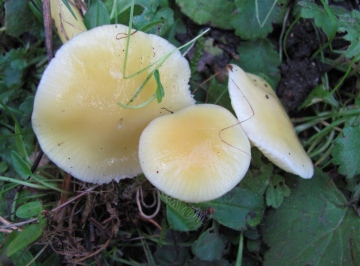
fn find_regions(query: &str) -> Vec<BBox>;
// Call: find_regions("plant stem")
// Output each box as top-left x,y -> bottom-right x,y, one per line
235,232 -> 244,266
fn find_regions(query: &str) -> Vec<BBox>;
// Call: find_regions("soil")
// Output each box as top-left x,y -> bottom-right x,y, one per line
277,20 -> 324,113
176,5 -> 357,115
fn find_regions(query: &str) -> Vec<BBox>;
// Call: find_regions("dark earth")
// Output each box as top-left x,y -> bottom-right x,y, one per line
177,1 -> 358,115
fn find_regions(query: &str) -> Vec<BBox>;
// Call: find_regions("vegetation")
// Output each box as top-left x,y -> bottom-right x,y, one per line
1,0 -> 360,265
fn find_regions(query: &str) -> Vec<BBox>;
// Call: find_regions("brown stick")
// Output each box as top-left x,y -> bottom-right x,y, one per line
42,0 -> 53,61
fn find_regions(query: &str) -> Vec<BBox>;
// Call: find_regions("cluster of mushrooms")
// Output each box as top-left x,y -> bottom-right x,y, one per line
32,25 -> 313,203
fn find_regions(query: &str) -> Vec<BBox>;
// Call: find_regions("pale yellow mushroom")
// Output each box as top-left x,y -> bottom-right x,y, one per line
32,25 -> 195,184
227,64 -> 313,179
139,104 -> 251,202
50,0 -> 86,43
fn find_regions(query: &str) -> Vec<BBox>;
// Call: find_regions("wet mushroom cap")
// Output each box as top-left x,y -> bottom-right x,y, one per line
227,64 -> 314,179
139,104 -> 251,203
31,24 -> 195,184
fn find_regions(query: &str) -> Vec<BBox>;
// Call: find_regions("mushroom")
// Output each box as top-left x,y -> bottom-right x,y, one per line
227,64 -> 314,179
139,104 -> 251,202
50,0 -> 86,43
31,24 -> 195,184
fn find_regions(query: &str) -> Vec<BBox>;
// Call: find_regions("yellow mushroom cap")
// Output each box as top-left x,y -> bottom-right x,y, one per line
227,64 -> 314,179
31,24 -> 195,184
139,104 -> 251,202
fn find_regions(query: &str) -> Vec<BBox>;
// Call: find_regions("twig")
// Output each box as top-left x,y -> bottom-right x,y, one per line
0,217 -> 20,232
73,235 -> 112,263
0,185 -> 99,230
51,184 -> 100,213
0,218 -> 37,229
0,228 -> 16,233
43,0 -> 53,61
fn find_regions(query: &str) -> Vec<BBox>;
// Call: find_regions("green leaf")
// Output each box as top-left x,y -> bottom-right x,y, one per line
120,0 -> 174,36
16,201 -> 43,218
137,7 -> 174,36
263,169 -> 360,265
236,39 -> 281,87
154,232 -> 191,265
296,0 -> 347,40
40,253 -> 61,266
15,123 -> 28,159
14,250 -> 36,266
186,257 -> 231,266
206,79 -> 232,111
137,19 -> 164,33
106,0 -> 144,25
154,69 -> 165,103
0,161 -> 8,174
338,10 -> 360,58
300,84 -> 339,109
161,194 -> 202,231
191,227 -> 226,261
265,174 -> 290,208
7,224 -> 43,257
19,95 -> 35,126
11,151 -> 32,179
29,0 -> 43,22
84,0 -> 110,29
0,48 -> 28,88
238,147 -> 273,196
196,187 -> 264,231
230,0 -> 288,40
175,0 -> 236,29
61,0 -> 78,20
332,122 -> 360,178
4,0 -> 38,37
0,230 -> 19,258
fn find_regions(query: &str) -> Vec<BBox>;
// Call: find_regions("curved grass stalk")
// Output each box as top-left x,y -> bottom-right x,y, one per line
118,94 -> 156,109
122,28 -> 210,81
304,117 -> 347,149
119,28 -> 209,108
282,15 -> 301,59
314,144 -> 333,167
293,106 -> 360,130
118,0 -> 209,108
308,130 -> 335,158
331,53 -> 360,94
278,6 -> 291,62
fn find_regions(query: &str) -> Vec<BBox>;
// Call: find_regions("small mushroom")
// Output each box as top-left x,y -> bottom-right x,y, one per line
50,0 -> 86,43
227,64 -> 313,179
139,104 -> 251,202
32,25 -> 195,184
